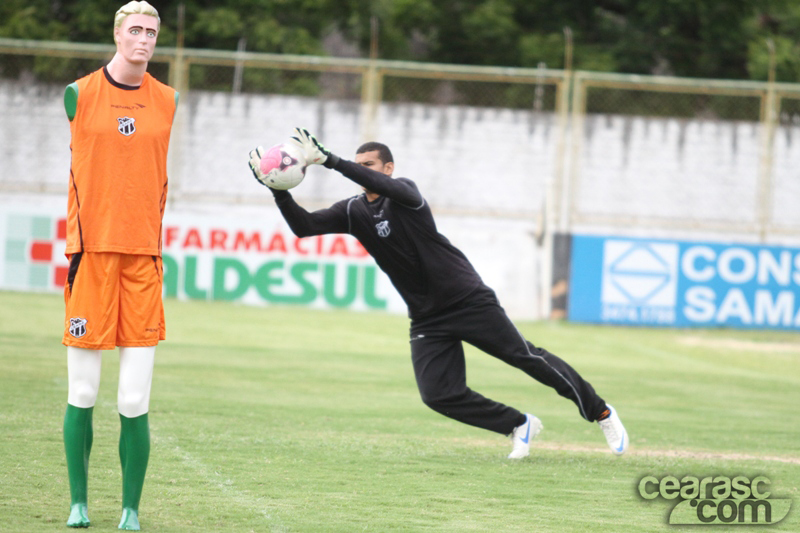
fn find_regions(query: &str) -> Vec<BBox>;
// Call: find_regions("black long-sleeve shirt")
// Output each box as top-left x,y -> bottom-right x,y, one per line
272,158 -> 485,319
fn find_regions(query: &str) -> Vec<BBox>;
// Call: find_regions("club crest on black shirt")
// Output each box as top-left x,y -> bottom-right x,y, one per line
375,220 -> 390,237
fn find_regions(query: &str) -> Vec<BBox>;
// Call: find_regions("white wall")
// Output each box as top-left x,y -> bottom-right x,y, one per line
2,80 -> 799,318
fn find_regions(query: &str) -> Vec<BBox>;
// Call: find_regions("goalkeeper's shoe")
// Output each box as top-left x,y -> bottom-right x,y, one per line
597,404 -> 628,455
508,413 -> 543,459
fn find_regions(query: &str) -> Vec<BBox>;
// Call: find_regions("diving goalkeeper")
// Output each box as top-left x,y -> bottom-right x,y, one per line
249,129 -> 628,459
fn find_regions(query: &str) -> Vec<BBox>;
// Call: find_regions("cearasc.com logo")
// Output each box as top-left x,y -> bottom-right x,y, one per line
637,475 -> 792,525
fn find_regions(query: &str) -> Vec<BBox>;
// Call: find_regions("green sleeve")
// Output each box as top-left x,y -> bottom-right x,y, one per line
64,83 -> 79,122
172,91 -> 180,123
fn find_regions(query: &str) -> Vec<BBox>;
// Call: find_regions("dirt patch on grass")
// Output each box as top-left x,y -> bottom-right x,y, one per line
677,336 -> 800,354
455,437 -> 800,464
536,442 -> 800,465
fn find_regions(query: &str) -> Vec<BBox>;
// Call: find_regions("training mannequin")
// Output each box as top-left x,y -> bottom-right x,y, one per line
61,1 -> 178,530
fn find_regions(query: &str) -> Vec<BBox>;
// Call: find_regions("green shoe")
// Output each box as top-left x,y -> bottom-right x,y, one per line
118,507 -> 140,531
67,503 -> 90,528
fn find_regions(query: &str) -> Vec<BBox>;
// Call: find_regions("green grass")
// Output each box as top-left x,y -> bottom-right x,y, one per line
1,290 -> 799,532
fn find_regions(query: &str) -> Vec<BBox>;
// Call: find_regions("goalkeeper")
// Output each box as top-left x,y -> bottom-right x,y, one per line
249,129 -> 628,459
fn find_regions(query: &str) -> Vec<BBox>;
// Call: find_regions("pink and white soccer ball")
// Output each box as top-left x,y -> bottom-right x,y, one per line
259,142 -> 307,190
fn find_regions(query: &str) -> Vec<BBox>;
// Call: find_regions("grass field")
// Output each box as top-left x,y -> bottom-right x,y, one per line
1,290 -> 799,532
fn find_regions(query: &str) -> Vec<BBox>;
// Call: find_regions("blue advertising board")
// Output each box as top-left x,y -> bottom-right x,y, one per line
568,235 -> 800,329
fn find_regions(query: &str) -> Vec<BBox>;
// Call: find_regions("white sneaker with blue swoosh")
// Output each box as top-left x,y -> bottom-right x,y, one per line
598,404 -> 628,455
508,413 -> 543,459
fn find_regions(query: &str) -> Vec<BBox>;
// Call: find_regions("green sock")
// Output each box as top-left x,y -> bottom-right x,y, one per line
64,405 -> 93,506
119,413 -> 150,513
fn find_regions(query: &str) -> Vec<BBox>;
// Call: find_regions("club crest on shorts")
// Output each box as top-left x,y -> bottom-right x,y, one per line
69,317 -> 88,338
117,116 -> 136,136
375,220 -> 391,237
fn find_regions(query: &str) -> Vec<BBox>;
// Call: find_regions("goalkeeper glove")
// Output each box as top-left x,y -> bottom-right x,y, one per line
248,146 -> 272,188
289,127 -> 340,168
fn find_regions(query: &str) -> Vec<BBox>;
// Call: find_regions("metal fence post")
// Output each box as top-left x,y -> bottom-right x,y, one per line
167,3 -> 190,205
564,71 -> 586,234
757,39 -> 779,242
360,64 -> 382,143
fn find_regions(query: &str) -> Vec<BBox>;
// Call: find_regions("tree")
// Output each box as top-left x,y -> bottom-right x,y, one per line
2,0 -> 800,82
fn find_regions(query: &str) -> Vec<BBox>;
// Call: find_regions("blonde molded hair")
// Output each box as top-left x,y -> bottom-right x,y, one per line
114,1 -> 160,37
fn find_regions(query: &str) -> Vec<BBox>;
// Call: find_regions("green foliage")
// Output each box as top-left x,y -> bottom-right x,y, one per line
745,0 -> 800,82
747,36 -> 800,82
619,0 -> 752,79
519,33 -> 567,69
460,1 -> 520,66
0,2 -> 67,40
2,1 -> 800,82
190,8 -> 244,50
62,0 -> 120,44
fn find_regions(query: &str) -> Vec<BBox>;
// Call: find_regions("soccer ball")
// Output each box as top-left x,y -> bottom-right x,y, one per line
259,142 -> 307,190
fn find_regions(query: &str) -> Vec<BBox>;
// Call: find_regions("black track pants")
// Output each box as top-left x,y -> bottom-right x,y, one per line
409,286 -> 607,435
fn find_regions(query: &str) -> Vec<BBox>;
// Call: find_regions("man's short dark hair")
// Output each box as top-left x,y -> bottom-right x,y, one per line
356,142 -> 393,164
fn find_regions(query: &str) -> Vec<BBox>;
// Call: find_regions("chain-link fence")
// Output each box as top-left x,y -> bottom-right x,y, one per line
2,37 -> 800,244
563,73 -> 783,241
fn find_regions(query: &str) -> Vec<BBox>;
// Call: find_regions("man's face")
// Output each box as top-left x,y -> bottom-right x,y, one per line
115,14 -> 159,64
355,150 -> 394,176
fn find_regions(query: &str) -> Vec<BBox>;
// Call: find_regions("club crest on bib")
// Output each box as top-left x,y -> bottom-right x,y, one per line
117,116 -> 136,136
376,220 -> 391,237
69,317 -> 88,338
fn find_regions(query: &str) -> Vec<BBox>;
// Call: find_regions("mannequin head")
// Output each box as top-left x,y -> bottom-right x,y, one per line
114,1 -> 160,40
113,2 -> 160,64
